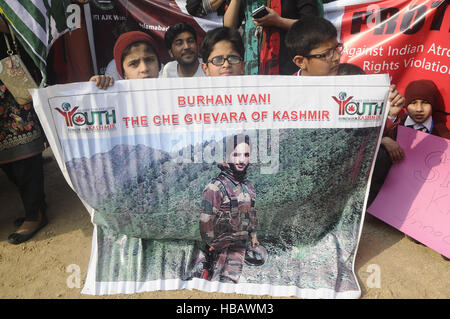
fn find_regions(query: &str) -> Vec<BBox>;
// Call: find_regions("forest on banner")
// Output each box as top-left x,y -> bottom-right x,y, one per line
66,127 -> 378,244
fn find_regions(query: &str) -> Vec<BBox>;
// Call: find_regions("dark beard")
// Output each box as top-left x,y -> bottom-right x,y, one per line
228,163 -> 248,182
178,53 -> 198,67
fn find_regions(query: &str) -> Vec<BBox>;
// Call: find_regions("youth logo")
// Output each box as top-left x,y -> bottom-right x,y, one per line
332,92 -> 353,116
55,102 -> 79,127
332,92 -> 384,120
55,102 -> 117,131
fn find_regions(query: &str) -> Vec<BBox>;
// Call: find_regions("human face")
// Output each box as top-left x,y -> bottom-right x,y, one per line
294,38 -> 342,76
122,43 -> 159,79
229,142 -> 250,172
202,40 -> 244,77
170,31 -> 198,66
407,99 -> 432,123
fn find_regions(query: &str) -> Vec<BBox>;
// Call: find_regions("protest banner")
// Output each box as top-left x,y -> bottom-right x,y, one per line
368,126 -> 450,259
325,0 -> 450,131
31,74 -> 390,298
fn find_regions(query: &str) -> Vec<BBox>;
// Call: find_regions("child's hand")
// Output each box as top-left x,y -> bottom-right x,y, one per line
89,75 -> 114,90
388,84 -> 405,117
381,136 -> 404,162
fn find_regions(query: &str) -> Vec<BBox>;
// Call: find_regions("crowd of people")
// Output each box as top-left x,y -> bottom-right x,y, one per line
1,2 -> 448,275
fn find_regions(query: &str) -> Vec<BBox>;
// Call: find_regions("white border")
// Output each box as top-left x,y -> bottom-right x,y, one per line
82,276 -> 361,299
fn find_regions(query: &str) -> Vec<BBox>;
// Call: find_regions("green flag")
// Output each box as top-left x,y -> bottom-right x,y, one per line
0,0 -> 71,85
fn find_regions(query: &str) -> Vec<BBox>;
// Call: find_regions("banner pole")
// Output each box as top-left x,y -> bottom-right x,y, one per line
83,3 -> 98,75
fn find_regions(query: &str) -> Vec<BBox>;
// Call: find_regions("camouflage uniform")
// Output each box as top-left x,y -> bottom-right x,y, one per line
200,163 -> 257,283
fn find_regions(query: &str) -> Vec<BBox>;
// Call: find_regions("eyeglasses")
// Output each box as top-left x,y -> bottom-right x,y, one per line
304,43 -> 344,62
207,55 -> 243,66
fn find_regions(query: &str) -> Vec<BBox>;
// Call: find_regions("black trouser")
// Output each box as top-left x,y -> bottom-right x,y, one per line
367,145 -> 392,207
1,153 -> 46,221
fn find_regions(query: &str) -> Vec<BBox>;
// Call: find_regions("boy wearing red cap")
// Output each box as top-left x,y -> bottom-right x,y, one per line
378,80 -> 449,259
382,80 -> 447,162
369,80 -> 448,204
90,31 -> 161,88
369,80 -> 449,259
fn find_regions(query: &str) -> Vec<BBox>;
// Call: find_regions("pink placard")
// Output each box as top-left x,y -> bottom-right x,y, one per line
368,126 -> 450,258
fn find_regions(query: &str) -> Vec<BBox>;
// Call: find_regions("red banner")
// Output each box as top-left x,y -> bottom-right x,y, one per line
337,0 -> 450,130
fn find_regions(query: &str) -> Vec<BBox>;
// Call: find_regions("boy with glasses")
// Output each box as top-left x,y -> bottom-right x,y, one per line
285,15 -> 404,106
286,15 -> 342,76
200,27 -> 245,77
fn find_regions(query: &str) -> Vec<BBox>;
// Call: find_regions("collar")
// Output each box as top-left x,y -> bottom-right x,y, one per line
404,115 -> 433,132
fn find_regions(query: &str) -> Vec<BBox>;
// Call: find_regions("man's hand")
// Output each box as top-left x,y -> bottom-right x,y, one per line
89,75 -> 114,90
252,7 -> 297,31
251,234 -> 259,247
388,84 -> 405,118
253,7 -> 281,28
381,136 -> 405,162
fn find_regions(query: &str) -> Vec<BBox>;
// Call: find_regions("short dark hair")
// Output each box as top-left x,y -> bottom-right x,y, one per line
285,15 -> 338,59
200,27 -> 244,63
164,22 -> 197,49
337,63 -> 366,75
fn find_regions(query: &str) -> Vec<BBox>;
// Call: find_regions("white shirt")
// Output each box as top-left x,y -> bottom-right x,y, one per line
105,59 -> 122,80
161,59 -> 204,78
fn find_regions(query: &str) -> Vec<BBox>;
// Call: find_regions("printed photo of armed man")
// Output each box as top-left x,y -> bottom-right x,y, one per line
199,134 -> 266,283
